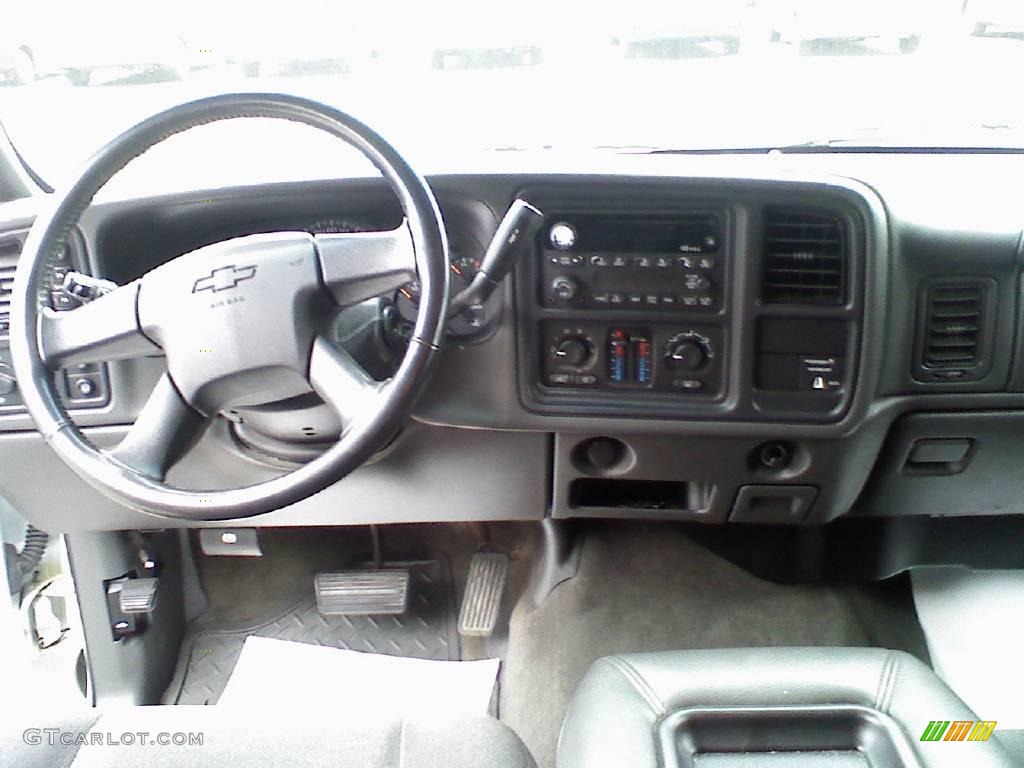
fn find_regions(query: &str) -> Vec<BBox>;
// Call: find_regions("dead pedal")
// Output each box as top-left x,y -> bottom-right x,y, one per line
458,553 -> 509,638
314,570 -> 410,615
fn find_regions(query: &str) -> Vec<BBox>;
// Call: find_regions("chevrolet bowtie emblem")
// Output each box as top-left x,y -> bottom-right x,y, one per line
192,265 -> 257,293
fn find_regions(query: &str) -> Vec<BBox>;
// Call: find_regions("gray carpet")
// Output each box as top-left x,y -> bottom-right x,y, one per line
499,524 -> 926,768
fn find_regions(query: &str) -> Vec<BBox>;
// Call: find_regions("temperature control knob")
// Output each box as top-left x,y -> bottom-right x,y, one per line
550,275 -> 579,303
664,333 -> 711,371
554,335 -> 593,368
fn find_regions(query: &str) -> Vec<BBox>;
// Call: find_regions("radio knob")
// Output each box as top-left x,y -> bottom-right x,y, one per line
549,222 -> 577,250
665,334 -> 709,371
554,336 -> 592,368
550,276 -> 579,303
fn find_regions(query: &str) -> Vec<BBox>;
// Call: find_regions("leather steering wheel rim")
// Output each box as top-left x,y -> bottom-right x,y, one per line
9,93 -> 449,521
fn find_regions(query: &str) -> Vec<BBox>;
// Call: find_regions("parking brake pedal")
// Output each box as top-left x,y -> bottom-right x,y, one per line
458,553 -> 509,638
315,570 -> 409,615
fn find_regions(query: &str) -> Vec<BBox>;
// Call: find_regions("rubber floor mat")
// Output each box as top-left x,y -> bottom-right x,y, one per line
166,560 -> 457,705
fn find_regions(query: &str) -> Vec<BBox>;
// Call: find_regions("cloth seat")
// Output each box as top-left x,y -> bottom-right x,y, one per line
3,705 -> 535,768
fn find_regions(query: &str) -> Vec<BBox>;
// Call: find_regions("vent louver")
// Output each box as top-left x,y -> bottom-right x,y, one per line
918,281 -> 991,380
0,231 -> 27,336
762,210 -> 845,305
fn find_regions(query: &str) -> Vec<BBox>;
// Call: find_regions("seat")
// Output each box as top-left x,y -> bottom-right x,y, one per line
5,706 -> 535,768
558,647 -> 1015,768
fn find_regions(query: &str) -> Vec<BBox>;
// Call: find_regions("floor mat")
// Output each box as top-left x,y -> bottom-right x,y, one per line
166,560 -> 457,705
500,524 -> 924,768
218,636 -> 498,713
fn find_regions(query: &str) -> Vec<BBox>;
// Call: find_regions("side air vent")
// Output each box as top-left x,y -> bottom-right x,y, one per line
0,230 -> 28,337
915,279 -> 994,383
762,209 -> 846,305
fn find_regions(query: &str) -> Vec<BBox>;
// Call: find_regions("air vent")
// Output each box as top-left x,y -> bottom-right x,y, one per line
916,280 -> 993,382
0,230 -> 27,336
762,210 -> 845,305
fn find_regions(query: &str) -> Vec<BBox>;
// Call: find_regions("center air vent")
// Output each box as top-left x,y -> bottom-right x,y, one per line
762,210 -> 845,305
915,279 -> 994,383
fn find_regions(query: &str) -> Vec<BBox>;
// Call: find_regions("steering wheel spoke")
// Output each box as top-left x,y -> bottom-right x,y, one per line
308,335 -> 385,427
106,373 -> 209,481
315,221 -> 417,307
39,282 -> 160,368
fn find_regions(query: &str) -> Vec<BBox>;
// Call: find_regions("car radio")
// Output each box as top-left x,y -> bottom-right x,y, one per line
538,213 -> 724,311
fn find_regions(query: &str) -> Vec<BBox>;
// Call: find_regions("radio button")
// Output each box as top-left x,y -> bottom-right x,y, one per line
672,378 -> 704,391
684,274 -> 711,292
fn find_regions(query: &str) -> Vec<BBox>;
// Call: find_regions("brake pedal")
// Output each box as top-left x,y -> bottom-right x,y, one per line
458,553 -> 509,638
314,570 -> 409,615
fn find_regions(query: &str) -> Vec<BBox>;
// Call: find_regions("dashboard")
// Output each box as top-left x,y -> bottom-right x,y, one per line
0,151 -> 1023,534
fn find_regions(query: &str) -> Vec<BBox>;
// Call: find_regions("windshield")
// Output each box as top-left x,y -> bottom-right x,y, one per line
3,0 -> 1024,192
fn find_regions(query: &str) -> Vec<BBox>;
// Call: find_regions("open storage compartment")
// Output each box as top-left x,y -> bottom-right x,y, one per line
658,706 -> 921,768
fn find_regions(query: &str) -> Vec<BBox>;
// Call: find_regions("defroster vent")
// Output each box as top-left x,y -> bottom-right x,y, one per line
763,209 -> 846,305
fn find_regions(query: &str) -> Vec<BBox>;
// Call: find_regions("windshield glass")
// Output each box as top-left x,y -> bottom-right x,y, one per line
3,0 -> 1024,192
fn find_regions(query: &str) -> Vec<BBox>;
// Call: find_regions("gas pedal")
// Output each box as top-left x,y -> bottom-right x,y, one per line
314,570 -> 409,616
458,553 -> 509,638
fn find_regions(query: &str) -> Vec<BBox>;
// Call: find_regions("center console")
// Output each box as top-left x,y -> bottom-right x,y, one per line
559,648 -> 1016,768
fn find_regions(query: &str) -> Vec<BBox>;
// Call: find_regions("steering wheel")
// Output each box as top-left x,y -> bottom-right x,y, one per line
9,93 -> 449,521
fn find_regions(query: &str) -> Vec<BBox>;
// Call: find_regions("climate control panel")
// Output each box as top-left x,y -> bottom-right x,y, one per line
542,320 -> 724,396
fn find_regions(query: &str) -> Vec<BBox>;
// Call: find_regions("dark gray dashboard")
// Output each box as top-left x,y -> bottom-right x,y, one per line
0,152 -> 1023,532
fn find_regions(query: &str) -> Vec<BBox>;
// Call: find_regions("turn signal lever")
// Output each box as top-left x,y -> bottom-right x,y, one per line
448,199 -> 544,318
